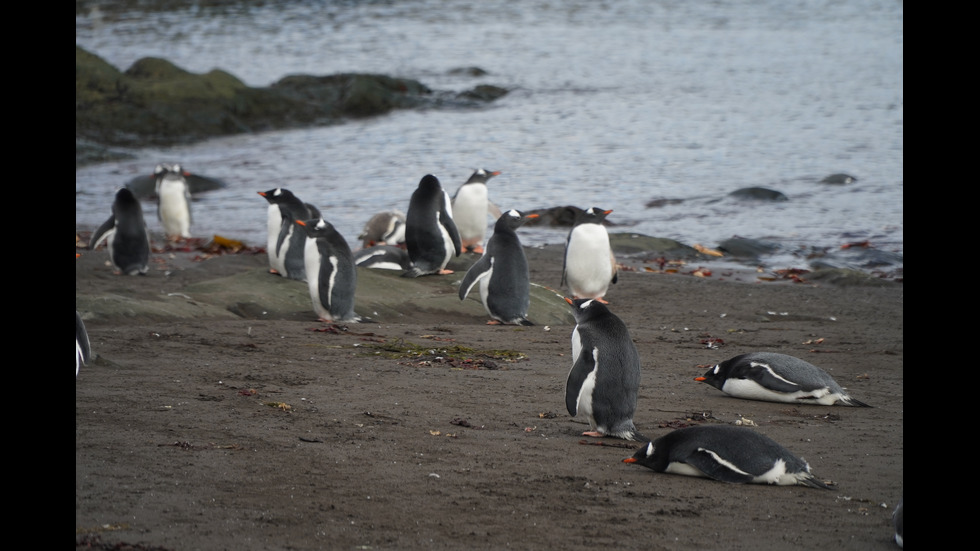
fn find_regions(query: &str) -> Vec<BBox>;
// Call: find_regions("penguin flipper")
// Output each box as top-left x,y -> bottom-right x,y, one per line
684,448 -> 756,484
742,365 -> 806,394
564,351 -> 595,416
89,215 -> 116,250
458,256 -> 492,300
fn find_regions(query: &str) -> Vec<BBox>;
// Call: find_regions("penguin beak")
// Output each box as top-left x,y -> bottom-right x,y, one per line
604,209 -> 613,215
622,457 -> 637,464
564,297 -> 574,305
694,376 -> 706,382
258,192 -> 267,197
526,214 -> 539,219
295,220 -> 307,226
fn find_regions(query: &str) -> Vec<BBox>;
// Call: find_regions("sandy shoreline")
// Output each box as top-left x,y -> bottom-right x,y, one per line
76,237 -> 903,551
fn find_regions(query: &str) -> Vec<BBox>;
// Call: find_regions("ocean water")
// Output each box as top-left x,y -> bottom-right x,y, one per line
75,0 -> 903,277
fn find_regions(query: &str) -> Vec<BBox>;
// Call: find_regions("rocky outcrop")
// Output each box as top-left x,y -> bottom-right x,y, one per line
75,46 -> 508,166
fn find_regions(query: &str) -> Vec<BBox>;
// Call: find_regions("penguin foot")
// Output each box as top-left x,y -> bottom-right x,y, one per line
437,269 -> 455,275
596,298 -> 610,304
469,246 -> 485,254
268,269 -> 280,275
486,320 -> 502,325
582,431 -> 605,438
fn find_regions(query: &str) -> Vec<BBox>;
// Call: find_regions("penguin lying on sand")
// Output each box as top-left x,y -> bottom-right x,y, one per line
89,188 -> 151,276
565,297 -> 646,441
695,352 -> 871,407
458,209 -> 538,325
354,245 -> 413,271
403,174 -> 461,278
623,425 -> 833,489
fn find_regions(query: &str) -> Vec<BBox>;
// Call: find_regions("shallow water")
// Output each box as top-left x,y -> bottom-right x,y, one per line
75,0 -> 903,275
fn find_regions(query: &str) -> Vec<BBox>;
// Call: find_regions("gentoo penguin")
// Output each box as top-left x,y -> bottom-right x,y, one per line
695,352 -> 871,407
564,297 -> 645,441
403,174 -> 462,278
357,210 -> 406,248
561,207 -> 618,303
89,187 -> 151,276
153,163 -> 193,241
257,188 -> 320,281
295,218 -> 368,323
76,311 -> 91,378
354,245 -> 413,271
893,497 -> 904,548
458,209 -> 539,325
622,425 -> 833,489
452,168 -> 502,254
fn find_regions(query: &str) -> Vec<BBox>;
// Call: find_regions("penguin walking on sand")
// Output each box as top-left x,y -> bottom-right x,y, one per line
695,351 -> 872,407
403,174 -> 462,277
257,188 -> 320,281
623,425 -> 833,489
357,210 -> 406,249
89,187 -> 151,276
565,297 -> 645,441
452,168 -> 502,254
458,209 -> 538,325
296,218 -> 369,323
562,207 -> 618,303
153,163 -> 193,241
76,311 -> 91,378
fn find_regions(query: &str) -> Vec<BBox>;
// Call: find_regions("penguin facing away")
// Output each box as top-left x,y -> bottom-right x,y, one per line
562,207 -> 618,303
458,209 -> 538,325
153,163 -> 193,241
403,174 -> 462,278
452,168 -> 502,254
89,187 -> 151,276
695,351 -> 871,407
296,218 -> 369,323
257,188 -> 320,281
564,297 -> 645,441
76,311 -> 91,378
623,424 -> 833,489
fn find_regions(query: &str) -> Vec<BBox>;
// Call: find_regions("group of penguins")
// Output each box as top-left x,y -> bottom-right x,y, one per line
78,165 -> 902,548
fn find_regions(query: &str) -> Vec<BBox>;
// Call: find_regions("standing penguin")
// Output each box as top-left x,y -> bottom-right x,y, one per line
452,168 -> 502,254
153,163 -> 193,241
403,174 -> 462,278
89,187 -> 151,276
458,209 -> 538,325
257,188 -> 320,281
622,425 -> 833,489
695,352 -> 871,407
564,297 -> 645,441
296,218 -> 368,323
562,207 -> 618,303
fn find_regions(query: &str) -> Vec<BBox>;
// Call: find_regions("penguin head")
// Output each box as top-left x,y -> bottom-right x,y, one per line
113,187 -> 141,211
258,188 -> 295,204
694,363 -> 724,386
564,297 -> 610,322
622,441 -> 657,466
497,209 -> 539,231
465,169 -> 502,184
581,207 -> 613,224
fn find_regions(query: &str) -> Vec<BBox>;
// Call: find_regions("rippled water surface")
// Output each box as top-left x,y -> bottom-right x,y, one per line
76,0 -> 903,275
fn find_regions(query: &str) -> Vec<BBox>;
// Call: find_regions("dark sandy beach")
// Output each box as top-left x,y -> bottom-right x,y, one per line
76,233 -> 903,551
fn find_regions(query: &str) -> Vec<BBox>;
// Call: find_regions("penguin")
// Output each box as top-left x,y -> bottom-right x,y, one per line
257,188 -> 320,281
458,209 -> 539,325
354,245 -> 413,271
153,163 -> 193,241
76,311 -> 91,378
561,207 -> 618,303
295,217 -> 369,323
893,496 -> 904,548
695,352 -> 871,407
622,425 -> 833,489
451,168 -> 502,254
89,187 -> 151,276
403,174 -> 462,278
564,297 -> 645,441
357,210 -> 406,248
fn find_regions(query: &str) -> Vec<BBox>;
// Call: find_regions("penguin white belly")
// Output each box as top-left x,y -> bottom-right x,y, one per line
304,238 -> 329,320
478,262 -> 494,312
454,186 -> 488,241
158,183 -> 191,238
565,226 -> 613,297
574,347 -> 601,430
266,205 -> 284,272
437,216 -> 456,270
722,379 -> 836,404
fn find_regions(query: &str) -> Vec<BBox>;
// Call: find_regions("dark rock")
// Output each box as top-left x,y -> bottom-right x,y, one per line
728,187 -> 789,201
717,236 -> 781,259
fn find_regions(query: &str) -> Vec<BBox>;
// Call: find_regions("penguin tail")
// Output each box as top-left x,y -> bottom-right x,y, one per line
797,472 -> 835,490
840,395 -> 873,408
518,318 -> 534,326
401,267 -> 424,278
